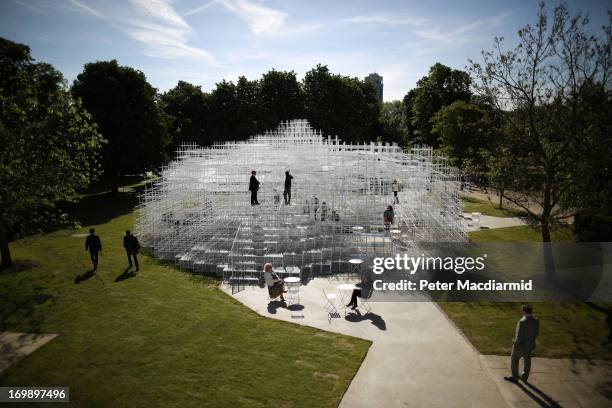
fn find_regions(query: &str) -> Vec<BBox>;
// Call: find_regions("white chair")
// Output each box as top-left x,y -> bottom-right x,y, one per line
286,281 -> 300,306
323,288 -> 339,322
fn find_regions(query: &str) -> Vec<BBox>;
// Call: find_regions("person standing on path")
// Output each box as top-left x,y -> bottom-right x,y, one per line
85,228 -> 102,272
504,304 -> 540,383
123,230 -> 141,271
283,170 -> 294,205
249,170 -> 260,205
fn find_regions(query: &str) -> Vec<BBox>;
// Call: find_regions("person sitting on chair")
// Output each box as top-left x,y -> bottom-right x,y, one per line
263,263 -> 286,302
346,272 -> 373,309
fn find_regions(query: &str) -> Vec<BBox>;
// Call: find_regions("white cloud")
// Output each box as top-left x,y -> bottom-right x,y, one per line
414,12 -> 512,44
342,15 -> 427,27
63,0 -> 216,63
68,0 -> 108,20
186,0 -> 286,34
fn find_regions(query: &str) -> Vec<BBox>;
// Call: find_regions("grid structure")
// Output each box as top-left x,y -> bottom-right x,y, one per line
135,119 -> 466,287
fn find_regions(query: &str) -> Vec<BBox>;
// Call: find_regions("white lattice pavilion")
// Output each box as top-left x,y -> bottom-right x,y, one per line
136,119 -> 465,286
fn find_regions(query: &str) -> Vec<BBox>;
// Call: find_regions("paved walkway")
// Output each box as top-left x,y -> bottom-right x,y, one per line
462,212 -> 527,232
482,355 -> 612,407
224,278 -> 508,407
0,332 -> 58,374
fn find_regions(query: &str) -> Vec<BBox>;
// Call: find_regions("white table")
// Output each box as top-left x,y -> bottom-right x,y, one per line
283,277 -> 300,284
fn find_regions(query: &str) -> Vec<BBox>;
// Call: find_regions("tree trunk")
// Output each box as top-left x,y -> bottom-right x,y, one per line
541,184 -> 556,283
111,173 -> 120,194
0,226 -> 13,270
498,187 -> 504,209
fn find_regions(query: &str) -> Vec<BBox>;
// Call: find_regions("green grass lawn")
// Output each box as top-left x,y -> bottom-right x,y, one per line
439,225 -> 612,360
0,192 -> 370,408
461,195 -> 528,218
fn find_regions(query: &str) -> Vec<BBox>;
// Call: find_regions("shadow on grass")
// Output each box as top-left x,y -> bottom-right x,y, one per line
115,269 -> 138,282
66,191 -> 140,227
74,270 -> 95,284
0,284 -> 56,332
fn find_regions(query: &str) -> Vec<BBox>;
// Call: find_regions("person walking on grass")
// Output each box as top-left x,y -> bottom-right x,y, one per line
85,228 -> 102,272
123,230 -> 141,271
249,170 -> 260,205
504,304 -> 539,383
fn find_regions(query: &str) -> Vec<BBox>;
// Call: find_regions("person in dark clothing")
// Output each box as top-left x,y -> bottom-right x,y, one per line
283,170 -> 294,204
249,170 -> 260,205
123,230 -> 141,271
346,273 -> 373,308
85,228 -> 102,272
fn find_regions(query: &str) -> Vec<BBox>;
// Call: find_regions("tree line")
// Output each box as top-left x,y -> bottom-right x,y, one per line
0,2 -> 610,269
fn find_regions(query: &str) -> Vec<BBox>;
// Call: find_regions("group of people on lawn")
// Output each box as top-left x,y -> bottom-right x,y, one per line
84,228 -> 141,272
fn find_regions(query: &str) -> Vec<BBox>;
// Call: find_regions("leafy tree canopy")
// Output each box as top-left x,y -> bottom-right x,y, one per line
72,60 -> 170,191
0,37 -> 104,269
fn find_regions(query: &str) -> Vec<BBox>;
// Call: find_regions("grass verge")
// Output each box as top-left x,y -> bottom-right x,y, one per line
0,192 -> 370,407
439,225 -> 611,360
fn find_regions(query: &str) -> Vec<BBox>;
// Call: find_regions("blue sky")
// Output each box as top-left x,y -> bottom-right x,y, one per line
1,0 -> 609,101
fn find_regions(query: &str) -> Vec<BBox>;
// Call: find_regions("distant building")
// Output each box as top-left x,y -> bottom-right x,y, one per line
365,73 -> 383,102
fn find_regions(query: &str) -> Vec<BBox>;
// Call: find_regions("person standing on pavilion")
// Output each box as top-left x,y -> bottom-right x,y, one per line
391,179 -> 400,203
249,170 -> 260,205
283,170 -> 294,205
383,205 -> 394,231
85,228 -> 102,272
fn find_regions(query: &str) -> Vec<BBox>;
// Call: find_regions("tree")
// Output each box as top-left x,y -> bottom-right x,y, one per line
303,64 -> 380,143
259,70 -> 304,130
72,60 -> 170,192
431,100 -> 494,168
469,2 -> 610,246
0,37 -> 104,269
379,101 -> 408,145
404,63 -> 472,147
160,81 -> 210,150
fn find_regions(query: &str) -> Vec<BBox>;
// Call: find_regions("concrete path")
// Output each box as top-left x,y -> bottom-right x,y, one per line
482,355 -> 612,408
223,278 -> 508,407
0,332 -> 58,374
462,212 -> 527,232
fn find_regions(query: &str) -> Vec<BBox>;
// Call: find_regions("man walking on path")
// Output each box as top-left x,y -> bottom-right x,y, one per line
505,304 -> 540,383
283,170 -> 294,204
85,228 -> 102,272
249,170 -> 260,205
123,230 -> 141,271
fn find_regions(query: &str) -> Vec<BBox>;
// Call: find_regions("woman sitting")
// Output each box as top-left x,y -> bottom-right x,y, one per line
263,263 -> 286,301
346,272 -> 373,309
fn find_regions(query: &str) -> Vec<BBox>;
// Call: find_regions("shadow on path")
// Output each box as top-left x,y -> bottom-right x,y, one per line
515,381 -> 562,408
345,311 -> 387,330
267,300 -> 286,314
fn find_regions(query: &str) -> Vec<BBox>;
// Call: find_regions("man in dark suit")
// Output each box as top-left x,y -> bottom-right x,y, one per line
283,170 -> 294,205
505,304 -> 540,383
123,230 -> 141,271
85,228 -> 102,272
249,170 -> 260,205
